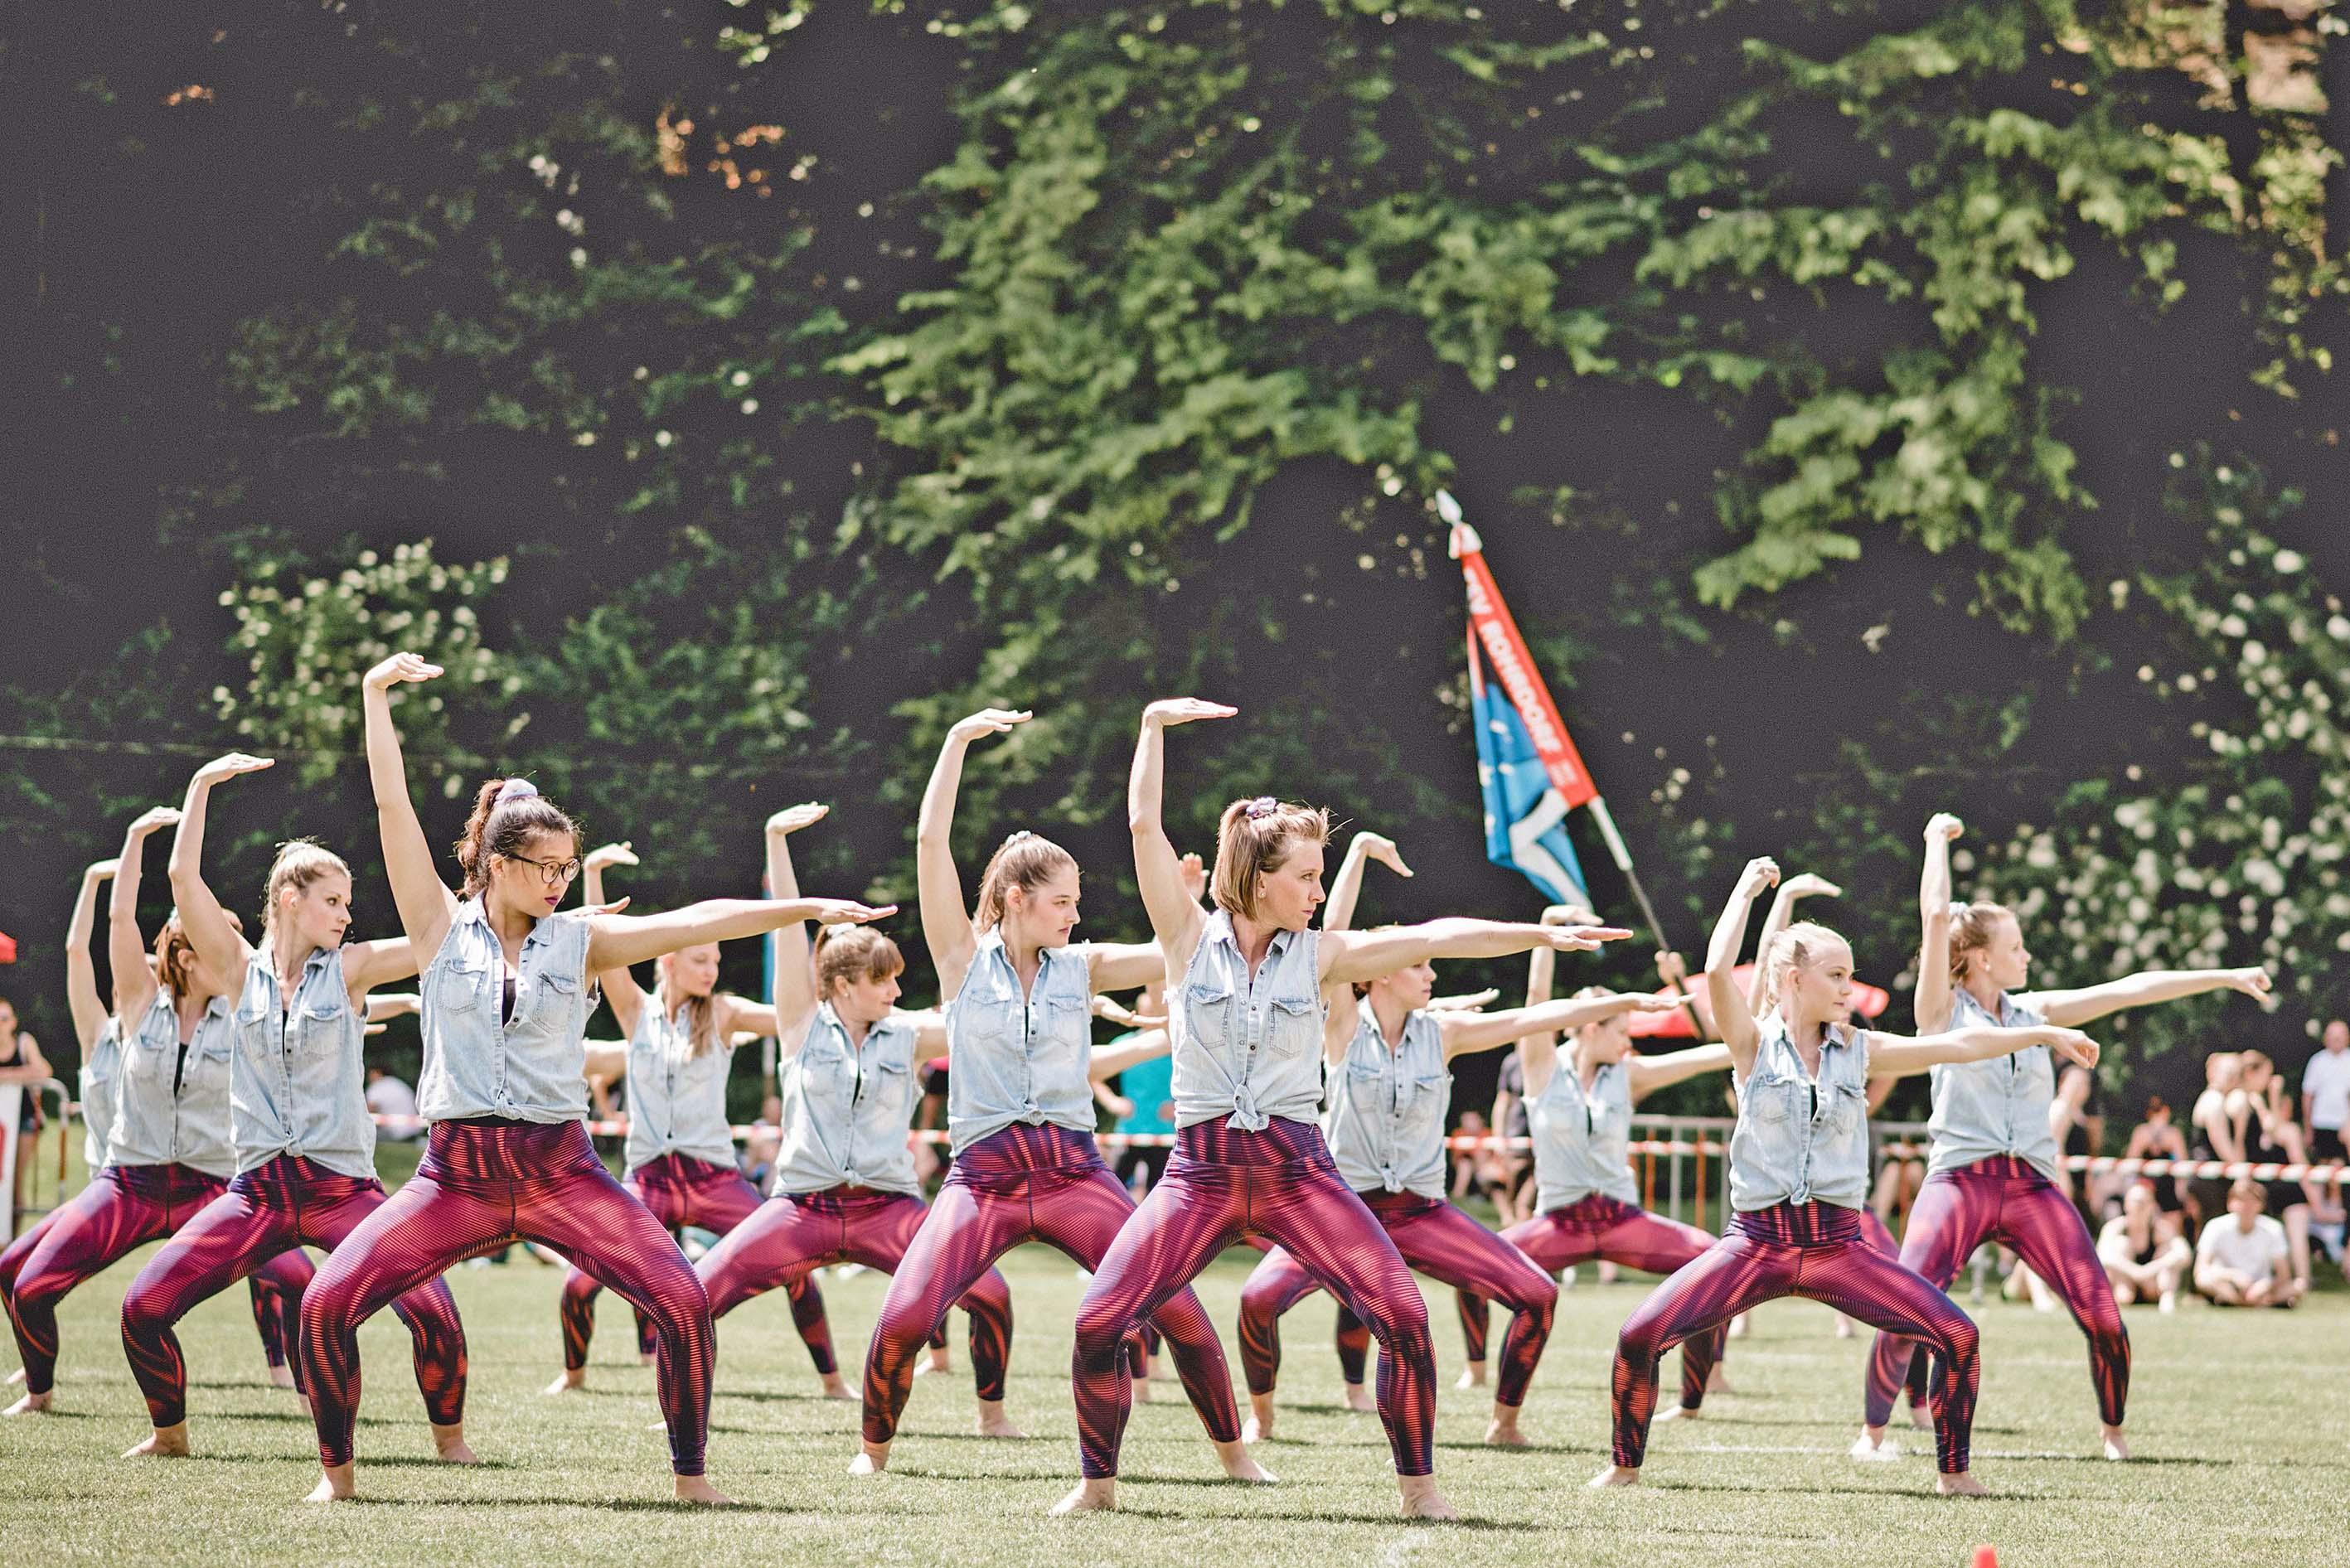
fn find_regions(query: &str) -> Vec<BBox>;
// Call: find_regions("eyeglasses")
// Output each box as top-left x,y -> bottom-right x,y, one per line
502,852 -> 583,886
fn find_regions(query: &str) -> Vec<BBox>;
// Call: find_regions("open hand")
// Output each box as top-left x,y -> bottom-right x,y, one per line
950,709 -> 1032,744
195,752 -> 275,787
1355,832 -> 1413,878
126,806 -> 183,838
1142,698 -> 1236,728
811,900 -> 897,927
584,842 -> 639,873
1544,925 -> 1635,953
364,652 -> 443,692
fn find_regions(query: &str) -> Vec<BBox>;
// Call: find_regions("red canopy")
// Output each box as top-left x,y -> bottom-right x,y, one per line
0,930 -> 17,964
1630,962 -> 1890,1038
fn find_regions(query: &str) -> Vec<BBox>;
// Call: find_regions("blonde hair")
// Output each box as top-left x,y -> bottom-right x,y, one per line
263,840 -> 350,933
815,926 -> 904,1002
653,957 -> 724,1060
1945,901 -> 2014,988
974,832 -> 1078,932
1758,921 -> 1849,1006
1210,797 -> 1331,921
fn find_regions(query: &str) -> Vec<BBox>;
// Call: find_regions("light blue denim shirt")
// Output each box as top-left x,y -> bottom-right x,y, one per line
415,900 -> 598,1125
229,942 -> 376,1179
1325,1007 -> 1451,1198
770,1005 -> 922,1197
1529,1057 -> 1641,1212
78,1018 -> 123,1170
945,932 -> 1099,1158
1926,988 -> 2060,1180
621,992 -> 743,1173
110,990 -> 237,1178
1172,910 -> 1325,1132
1727,1014 -> 1873,1212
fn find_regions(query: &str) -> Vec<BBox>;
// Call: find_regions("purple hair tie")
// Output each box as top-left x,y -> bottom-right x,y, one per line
1243,796 -> 1279,820
496,777 -> 541,806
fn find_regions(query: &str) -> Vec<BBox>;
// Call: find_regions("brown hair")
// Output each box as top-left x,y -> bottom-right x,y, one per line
1210,797 -> 1331,921
263,840 -> 350,933
2237,1049 -> 2272,1076
455,777 -> 579,898
1945,901 -> 2014,988
974,832 -> 1078,932
815,926 -> 904,1002
1758,921 -> 1848,1007
2142,1094 -> 2170,1120
155,907 -> 246,998
2229,1176 -> 2267,1204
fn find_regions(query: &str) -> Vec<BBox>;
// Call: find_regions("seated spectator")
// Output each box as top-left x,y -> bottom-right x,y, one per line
2194,1178 -> 2304,1307
2232,1050 -> 2324,1294
2097,1181 -> 2191,1313
2120,1095 -> 2190,1221
363,1066 -> 420,1141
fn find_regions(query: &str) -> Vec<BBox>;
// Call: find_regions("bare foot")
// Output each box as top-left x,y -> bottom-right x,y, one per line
976,1400 -> 1025,1439
1654,1402 -> 1701,1424
2158,1289 -> 2178,1314
544,1368 -> 586,1396
1214,1439 -> 1277,1483
913,1347 -> 951,1378
675,1474 -> 736,1506
1849,1430 -> 1902,1463
268,1362 -> 298,1389
2,1391 -> 53,1416
1705,1364 -> 1734,1396
124,1423 -> 191,1459
818,1372 -> 854,1401
2101,1425 -> 2130,1462
4,1367 -> 22,1386
1342,1382 -> 1375,1413
1397,1474 -> 1457,1519
1485,1406 -> 1529,1447
1587,1464 -> 1640,1488
1936,1471 -> 1989,1497
850,1441 -> 889,1475
639,1353 -> 657,1367
1050,1478 -> 1117,1515
1453,1362 -> 1488,1391
432,1422 -> 478,1464
1907,1399 -> 1935,1431
305,1464 -> 356,1503
1131,1376 -> 1151,1405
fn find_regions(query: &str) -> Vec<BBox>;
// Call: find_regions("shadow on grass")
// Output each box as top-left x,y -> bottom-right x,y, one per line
1110,1505 -> 1550,1531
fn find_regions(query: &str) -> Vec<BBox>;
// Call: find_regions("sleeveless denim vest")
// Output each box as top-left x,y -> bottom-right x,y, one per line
1171,910 -> 1325,1131
230,942 -> 376,1178
1926,988 -> 2060,1181
1727,1014 -> 1872,1212
415,900 -> 598,1124
771,1005 -> 922,1196
1529,1056 -> 1642,1212
945,932 -> 1098,1157
1325,1007 -> 1450,1198
622,991 -> 743,1173
112,991 -> 237,1178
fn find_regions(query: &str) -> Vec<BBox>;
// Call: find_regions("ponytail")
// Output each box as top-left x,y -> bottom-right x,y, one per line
973,831 -> 1078,932
455,777 -> 578,898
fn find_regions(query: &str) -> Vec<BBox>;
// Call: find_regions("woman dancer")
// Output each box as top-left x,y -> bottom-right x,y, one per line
690,800 -> 1015,1440
296,651 -> 890,1506
2,807 -> 312,1419
1059,698 -> 1630,1519
1593,855 -> 2104,1496
855,709 -> 1258,1479
1854,812 -> 2270,1464
119,753 -> 471,1461
1450,907 -> 1733,1427
548,828 -> 842,1399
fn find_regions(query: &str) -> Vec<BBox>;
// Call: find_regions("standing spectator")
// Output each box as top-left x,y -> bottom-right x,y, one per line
2304,1019 -> 2349,1195
0,996 -> 52,1222
2193,1178 -> 2303,1306
2231,1052 -> 2322,1295
362,1066 -> 420,1142
2096,1182 -> 2190,1313
1111,1007 -> 1175,1198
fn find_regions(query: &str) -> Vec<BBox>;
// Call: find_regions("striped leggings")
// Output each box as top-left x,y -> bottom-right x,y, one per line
1863,1156 -> 2126,1430
559,1153 -> 834,1376
865,1122 -> 1238,1449
1455,1194 -> 1726,1411
1613,1201 -> 1979,1473
1240,1189 -> 1555,1407
1073,1118 -> 1435,1480
302,1120 -> 712,1474
2,1163 -> 310,1399
122,1155 -> 466,1430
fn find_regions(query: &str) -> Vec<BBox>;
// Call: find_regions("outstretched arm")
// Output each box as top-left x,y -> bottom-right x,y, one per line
1437,992 -> 1679,1062
1129,699 -> 1231,965
1706,857 -> 1779,1076
1323,830 -> 1412,934
586,898 -> 894,978
1626,1043 -> 1738,1101
580,841 -> 647,1037
921,712 -> 1030,1002
1745,872 -> 1840,1015
2026,968 -> 2271,1030
110,807 -> 178,1021
1321,918 -> 1630,987
1914,813 -> 1964,1033
1088,1027 -> 1172,1082
65,859 -> 118,1052
362,653 -> 461,957
168,753 -> 274,983
1867,1024 -> 2100,1080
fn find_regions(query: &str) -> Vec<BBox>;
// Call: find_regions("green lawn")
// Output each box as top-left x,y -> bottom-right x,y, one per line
2,1189 -> 2343,1567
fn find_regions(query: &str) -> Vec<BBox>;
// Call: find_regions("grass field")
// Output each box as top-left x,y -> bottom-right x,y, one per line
2,1169 -> 2344,1568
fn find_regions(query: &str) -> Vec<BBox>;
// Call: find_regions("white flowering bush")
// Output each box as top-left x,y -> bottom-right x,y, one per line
214,541 -> 510,786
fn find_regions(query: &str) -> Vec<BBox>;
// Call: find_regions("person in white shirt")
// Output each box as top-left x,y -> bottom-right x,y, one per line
2302,1020 -> 2349,1168
2193,1179 -> 2302,1307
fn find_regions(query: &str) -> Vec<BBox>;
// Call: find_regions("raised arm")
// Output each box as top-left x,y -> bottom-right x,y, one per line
763,806 -> 831,1045
65,859 -> 118,1052
1128,699 -> 1232,964
362,653 -> 461,956
1511,908 -> 1568,1094
110,806 -> 179,1020
341,938 -> 420,1000
1914,813 -> 1964,1033
168,752 -> 274,982
580,840 -> 647,1037
1323,830 -> 1412,934
1086,943 -> 1168,995
1321,917 -> 1630,988
2025,967 -> 2272,1030
1745,871 -> 1840,1015
1437,991 -> 1679,1062
1705,856 -> 1779,1075
1866,1023 -> 2100,1081
586,898 -> 894,978
921,711 -> 1030,1001
1626,1042 -> 1738,1101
